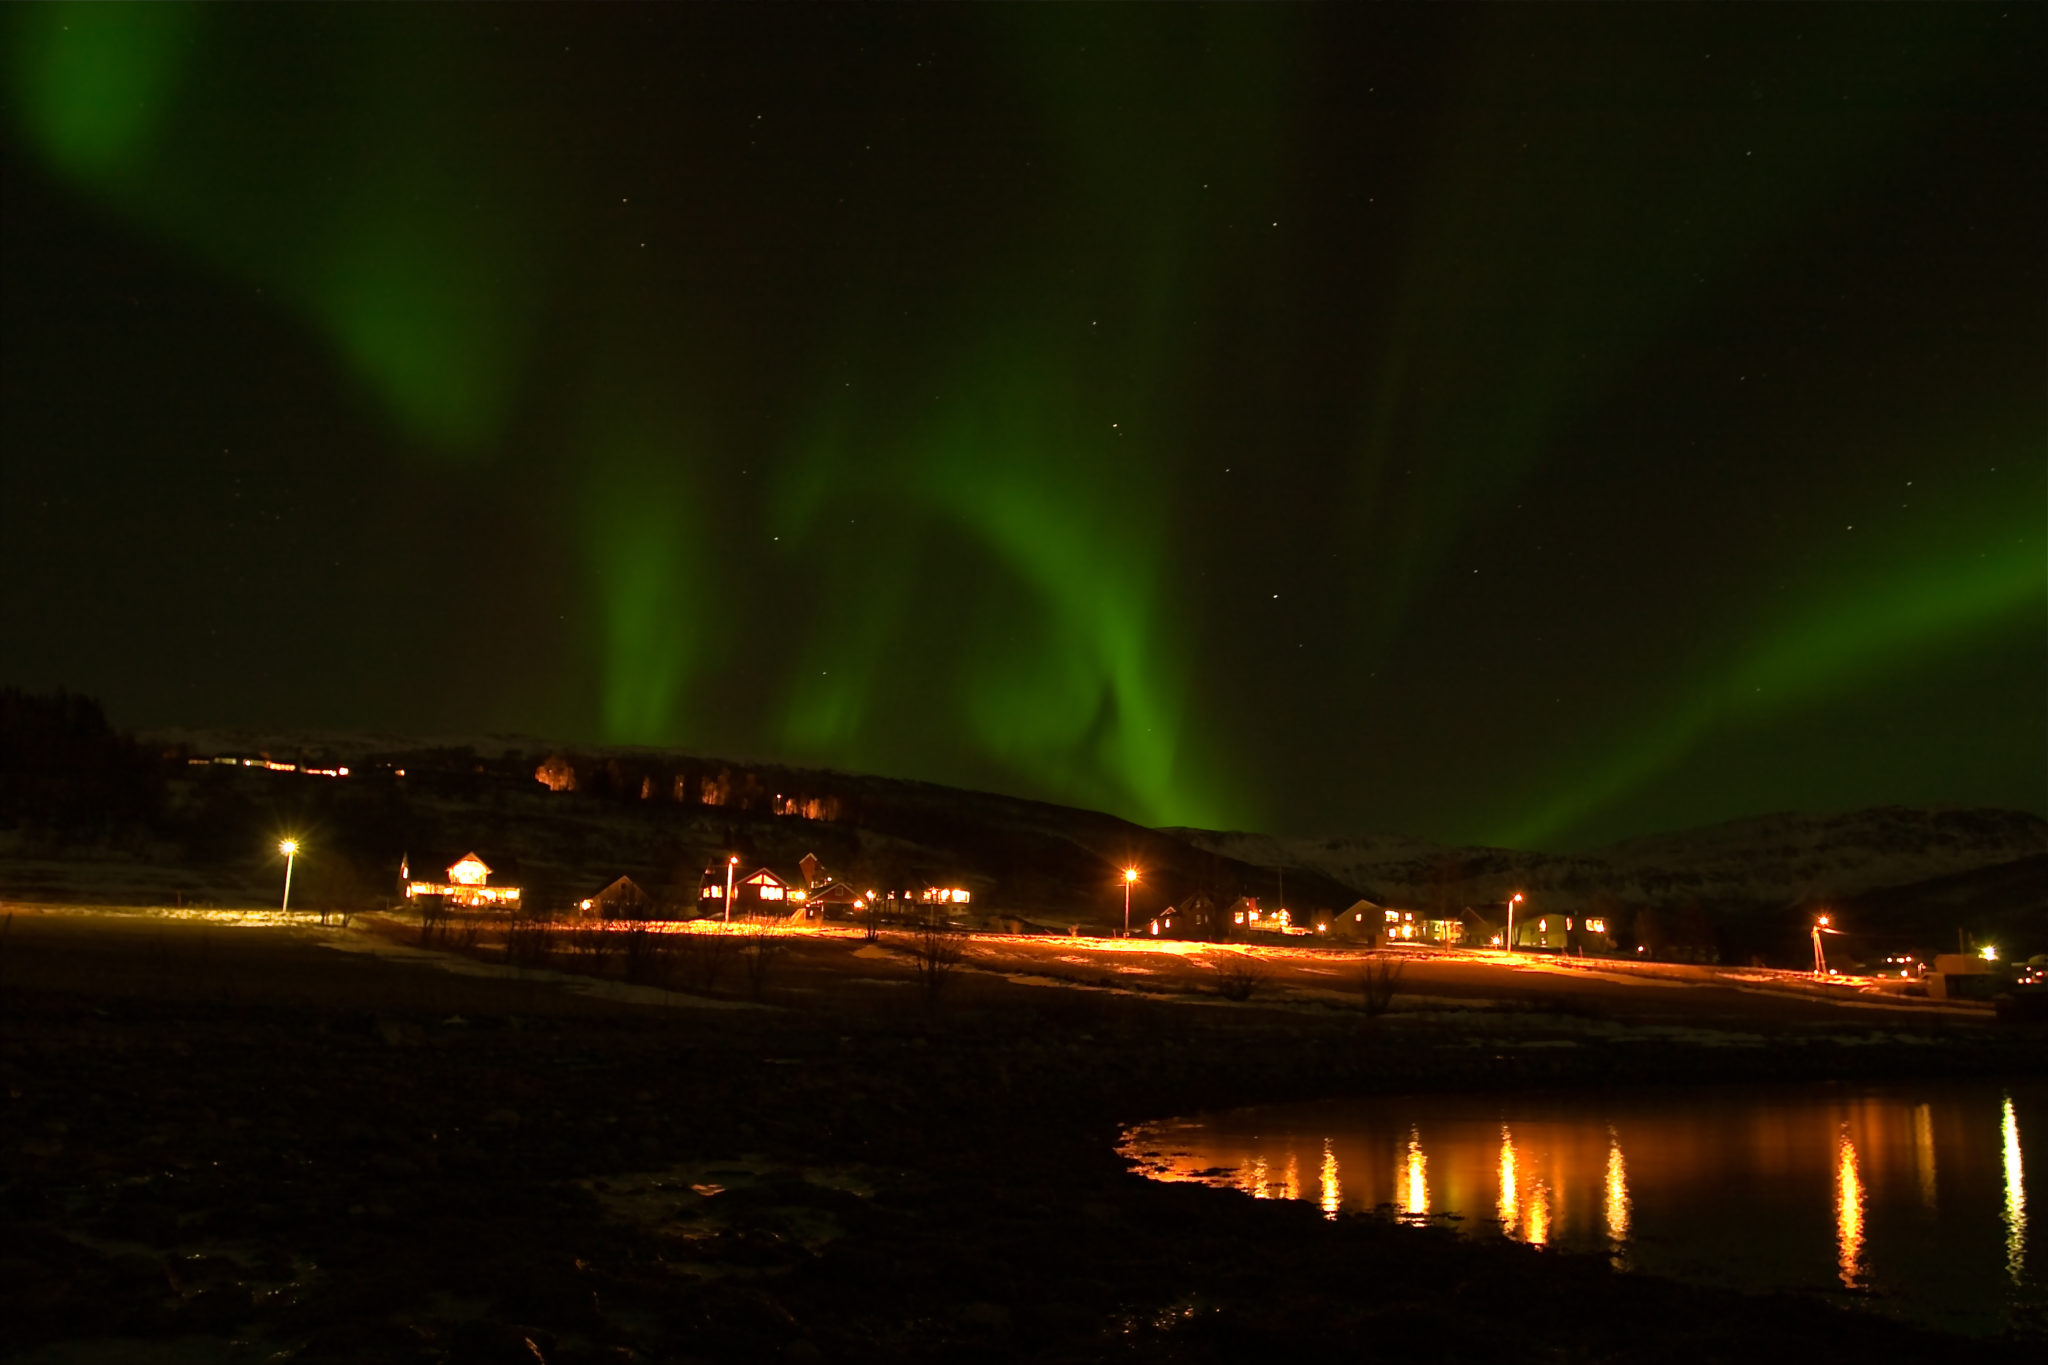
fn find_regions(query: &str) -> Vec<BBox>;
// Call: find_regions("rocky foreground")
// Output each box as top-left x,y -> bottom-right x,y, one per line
2,912 -> 2043,1364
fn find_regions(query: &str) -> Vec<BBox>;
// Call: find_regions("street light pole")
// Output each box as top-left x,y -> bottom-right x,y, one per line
1123,867 -> 1139,937
1505,892 -> 1523,952
725,854 -> 738,924
1813,914 -> 1831,976
279,839 -> 299,914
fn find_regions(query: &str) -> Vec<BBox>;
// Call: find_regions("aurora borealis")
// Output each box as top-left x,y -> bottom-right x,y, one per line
2,5 -> 2041,849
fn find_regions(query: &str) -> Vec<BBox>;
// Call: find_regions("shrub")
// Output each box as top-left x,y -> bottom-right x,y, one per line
1213,954 -> 1266,1002
1358,952 -> 1406,1017
621,924 -> 673,988
906,914 -> 968,1006
676,924 -> 742,993
738,930 -> 790,1001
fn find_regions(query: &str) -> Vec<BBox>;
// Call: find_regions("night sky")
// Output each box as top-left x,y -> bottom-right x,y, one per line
3,5 -> 2042,850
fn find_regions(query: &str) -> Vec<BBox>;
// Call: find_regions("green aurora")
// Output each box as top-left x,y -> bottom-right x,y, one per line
3,4 -> 2040,847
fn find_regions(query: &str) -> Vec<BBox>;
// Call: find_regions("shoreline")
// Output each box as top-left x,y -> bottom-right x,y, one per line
3,910 -> 2040,1361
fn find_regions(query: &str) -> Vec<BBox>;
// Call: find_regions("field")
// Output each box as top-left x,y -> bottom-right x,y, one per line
3,905 -> 2040,1364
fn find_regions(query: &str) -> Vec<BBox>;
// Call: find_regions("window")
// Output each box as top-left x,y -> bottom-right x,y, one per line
759,885 -> 785,901
1586,918 -> 1606,934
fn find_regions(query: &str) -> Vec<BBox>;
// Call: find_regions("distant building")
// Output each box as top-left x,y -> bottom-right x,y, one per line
1147,890 -> 1225,940
699,864 -> 804,918
579,875 -> 652,919
405,852 -> 521,910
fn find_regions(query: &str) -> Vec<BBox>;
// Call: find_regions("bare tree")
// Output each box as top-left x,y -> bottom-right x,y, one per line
1213,952 -> 1266,1001
738,930 -> 791,1001
675,925 -> 741,993
904,911 -> 967,1007
1357,951 -> 1405,1017
621,923 -> 672,987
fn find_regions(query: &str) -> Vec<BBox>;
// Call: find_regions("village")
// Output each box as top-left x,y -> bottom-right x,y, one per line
396,845 -> 1617,954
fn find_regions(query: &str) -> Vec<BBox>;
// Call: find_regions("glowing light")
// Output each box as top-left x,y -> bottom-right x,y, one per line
1604,1130 -> 1630,1248
1586,918 -> 1607,934
2004,1094 -> 2026,1285
448,855 -> 491,886
1498,1126 -> 1519,1234
1913,1102 -> 1938,1211
1124,867 -> 1138,883
1836,1131 -> 1865,1290
1245,1155 -> 1269,1199
1282,1152 -> 1300,1203
1982,945 -> 2000,962
1320,1138 -> 1341,1220
1403,1127 -> 1428,1218
278,839 -> 299,856
1525,1181 -> 1550,1246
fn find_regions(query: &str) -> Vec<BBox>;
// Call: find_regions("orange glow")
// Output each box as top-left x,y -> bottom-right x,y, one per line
1605,1132 -> 1630,1245
1124,867 -> 1139,883
2004,1094 -> 2026,1284
1818,914 -> 1830,927
1320,1139 -> 1341,1220
1404,1128 -> 1428,1218
1282,1152 -> 1300,1203
1526,1181 -> 1550,1246
1837,1132 -> 1865,1289
278,839 -> 299,856
1499,1126 -> 1519,1233
448,855 -> 491,886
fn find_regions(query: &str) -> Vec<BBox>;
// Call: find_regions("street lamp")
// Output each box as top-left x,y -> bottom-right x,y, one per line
278,839 -> 299,913
724,854 -> 738,924
1504,892 -> 1524,953
1123,867 -> 1139,937
1812,914 -> 1840,976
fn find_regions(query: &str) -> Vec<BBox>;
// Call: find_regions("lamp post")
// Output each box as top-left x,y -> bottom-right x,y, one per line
1812,914 -> 1837,976
279,839 -> 299,914
1504,892 -> 1523,952
724,854 -> 738,924
1123,867 -> 1139,937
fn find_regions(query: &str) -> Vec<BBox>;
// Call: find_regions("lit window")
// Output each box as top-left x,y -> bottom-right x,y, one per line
448,857 -> 491,886
1586,918 -> 1605,934
759,885 -> 784,901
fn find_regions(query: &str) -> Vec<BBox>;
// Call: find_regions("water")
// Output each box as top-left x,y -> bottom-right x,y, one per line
1122,1078 -> 2044,1337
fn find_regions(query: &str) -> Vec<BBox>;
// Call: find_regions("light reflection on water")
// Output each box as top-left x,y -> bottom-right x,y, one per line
1123,1080 -> 2044,1336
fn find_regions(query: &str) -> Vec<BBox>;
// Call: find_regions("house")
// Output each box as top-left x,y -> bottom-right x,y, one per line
578,875 -> 653,919
698,863 -> 804,919
1373,906 -> 1465,946
802,880 -> 863,922
404,852 -> 522,910
1465,903 -> 1616,953
1146,890 -> 1226,941
1312,900 -> 1385,944
1232,897 -> 1314,937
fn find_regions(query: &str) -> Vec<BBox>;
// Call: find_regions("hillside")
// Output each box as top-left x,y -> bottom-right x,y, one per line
1168,806 -> 2048,957
1,706 -> 2039,961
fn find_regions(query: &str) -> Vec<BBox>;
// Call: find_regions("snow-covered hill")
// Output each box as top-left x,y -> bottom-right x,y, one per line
1165,806 -> 2048,920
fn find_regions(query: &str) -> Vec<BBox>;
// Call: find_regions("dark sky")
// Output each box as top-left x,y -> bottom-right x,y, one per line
3,4 -> 2042,849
